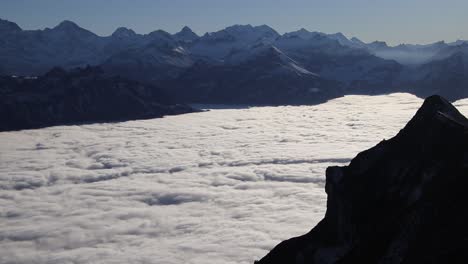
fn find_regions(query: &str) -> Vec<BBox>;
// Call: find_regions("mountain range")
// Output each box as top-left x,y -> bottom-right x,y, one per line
0,66 -> 196,131
1,18 -> 468,103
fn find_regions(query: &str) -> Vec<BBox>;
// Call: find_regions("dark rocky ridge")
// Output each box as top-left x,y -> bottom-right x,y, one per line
256,95 -> 468,263
0,66 -> 197,131
2,18 -> 468,103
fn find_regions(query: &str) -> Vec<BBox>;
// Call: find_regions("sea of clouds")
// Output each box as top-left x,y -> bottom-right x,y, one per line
1,93 -> 468,264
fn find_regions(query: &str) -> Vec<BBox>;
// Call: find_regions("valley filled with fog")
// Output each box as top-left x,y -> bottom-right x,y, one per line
2,93 -> 468,264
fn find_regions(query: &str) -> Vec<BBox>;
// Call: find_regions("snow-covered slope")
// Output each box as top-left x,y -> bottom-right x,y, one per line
189,24 -> 280,60
282,28 -> 361,48
225,43 -> 317,76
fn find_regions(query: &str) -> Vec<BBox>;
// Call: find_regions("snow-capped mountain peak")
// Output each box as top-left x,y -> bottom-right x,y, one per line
283,28 -> 322,40
221,24 -> 279,39
189,24 -> 279,59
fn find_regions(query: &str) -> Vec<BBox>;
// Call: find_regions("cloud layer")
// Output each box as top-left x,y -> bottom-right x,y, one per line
1,93 -> 467,264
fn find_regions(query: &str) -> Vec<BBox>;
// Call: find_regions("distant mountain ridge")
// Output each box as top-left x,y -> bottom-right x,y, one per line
0,66 -> 196,131
1,18 -> 468,103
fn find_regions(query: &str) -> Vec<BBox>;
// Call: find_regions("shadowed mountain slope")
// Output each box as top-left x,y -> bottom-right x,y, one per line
256,95 -> 468,263
0,66 -> 196,131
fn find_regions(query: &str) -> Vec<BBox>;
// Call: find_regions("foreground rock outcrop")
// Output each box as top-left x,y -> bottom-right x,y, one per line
257,95 -> 468,263
0,66 -> 196,131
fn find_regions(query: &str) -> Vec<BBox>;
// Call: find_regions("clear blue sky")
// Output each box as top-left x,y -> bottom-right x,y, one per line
1,0 -> 467,45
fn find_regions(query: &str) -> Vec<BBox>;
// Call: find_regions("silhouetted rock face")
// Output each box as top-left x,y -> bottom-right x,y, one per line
0,67 -> 196,131
256,95 -> 468,264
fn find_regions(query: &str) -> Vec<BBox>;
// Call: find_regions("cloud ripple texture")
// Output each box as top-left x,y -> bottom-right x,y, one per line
2,93 -> 468,264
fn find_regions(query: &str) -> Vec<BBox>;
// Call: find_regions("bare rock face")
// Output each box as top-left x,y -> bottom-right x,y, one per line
256,95 -> 468,264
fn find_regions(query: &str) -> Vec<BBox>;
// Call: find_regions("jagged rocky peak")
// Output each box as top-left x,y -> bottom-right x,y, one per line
198,24 -> 279,46
50,20 -> 96,37
433,40 -> 447,46
179,26 -> 195,35
112,27 -> 137,38
283,28 -> 320,39
368,40 -> 389,49
180,25 -> 192,31
225,24 -> 254,32
256,95 -> 468,263
223,24 -> 279,38
173,26 -> 199,42
404,95 -> 468,131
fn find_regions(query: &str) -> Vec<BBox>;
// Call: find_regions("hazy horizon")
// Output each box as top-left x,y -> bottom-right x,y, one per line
1,0 -> 467,46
